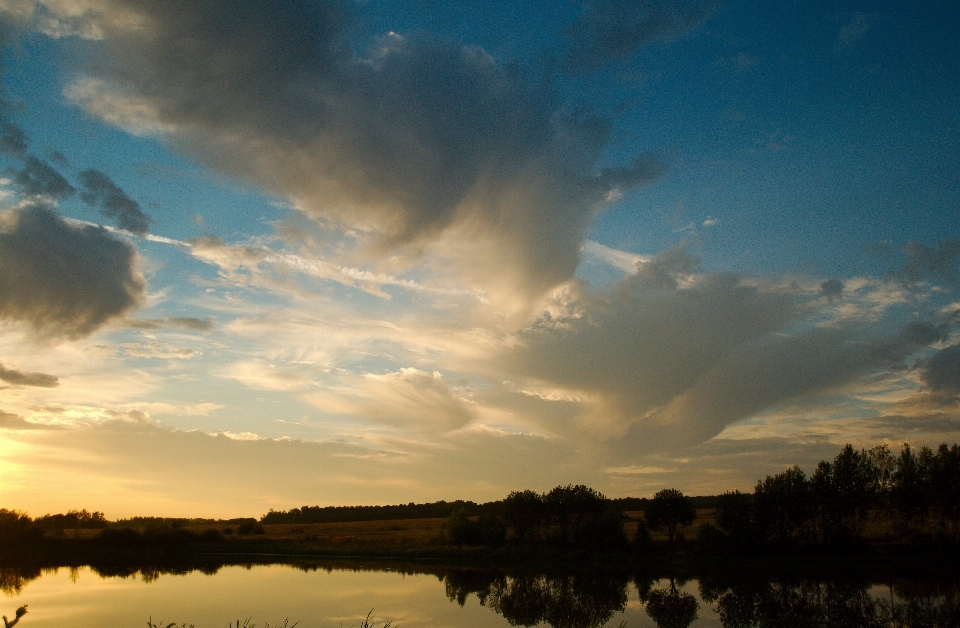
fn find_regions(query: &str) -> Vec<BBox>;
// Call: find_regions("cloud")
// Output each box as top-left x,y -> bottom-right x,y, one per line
126,316 -> 215,331
504,250 -> 800,437
836,13 -> 877,49
78,168 -> 152,235
900,239 -> 960,284
304,367 -> 475,433
0,119 -> 28,158
0,204 -> 145,338
635,321 -> 947,451
0,415 -> 579,516
46,0 -> 662,308
500,248 -> 951,452
8,154 -> 75,200
922,343 -> 960,394
820,278 -> 843,300
581,240 -> 650,274
0,361 -> 58,387
0,409 -> 58,430
563,0 -> 716,73
117,342 -> 200,359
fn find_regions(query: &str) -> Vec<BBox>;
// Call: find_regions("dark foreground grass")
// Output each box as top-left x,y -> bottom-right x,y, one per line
2,609 -> 392,628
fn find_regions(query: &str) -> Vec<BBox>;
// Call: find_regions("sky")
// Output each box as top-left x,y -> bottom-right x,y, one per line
0,0 -> 958,518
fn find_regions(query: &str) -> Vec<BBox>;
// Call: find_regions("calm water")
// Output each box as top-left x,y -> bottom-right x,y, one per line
1,561 -> 957,628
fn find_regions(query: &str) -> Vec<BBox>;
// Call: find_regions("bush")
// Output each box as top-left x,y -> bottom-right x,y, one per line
237,521 -> 265,536
572,508 -> 628,551
96,527 -> 144,546
696,523 -> 727,552
200,528 -> 225,542
445,508 -> 505,547
632,517 -> 652,551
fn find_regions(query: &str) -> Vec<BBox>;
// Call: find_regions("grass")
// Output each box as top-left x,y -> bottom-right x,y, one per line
143,611 -> 390,628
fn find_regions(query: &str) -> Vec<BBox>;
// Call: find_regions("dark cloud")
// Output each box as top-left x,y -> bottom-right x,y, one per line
61,0 -> 662,301
819,278 -> 843,299
901,239 -> 960,284
632,320 -> 947,451
0,362 -> 59,387
0,119 -> 28,158
922,343 -> 960,394
506,249 -> 800,433
505,249 -> 950,452
563,0 -> 717,73
0,410 -> 57,430
127,316 -> 216,332
8,155 -> 75,200
78,169 -> 151,235
0,205 -> 145,338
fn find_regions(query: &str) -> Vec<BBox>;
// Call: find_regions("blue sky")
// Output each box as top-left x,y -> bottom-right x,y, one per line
0,0 -> 957,517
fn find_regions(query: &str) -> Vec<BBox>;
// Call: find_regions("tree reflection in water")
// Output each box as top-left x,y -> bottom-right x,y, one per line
699,576 -> 960,628
3,563 -> 959,628
641,578 -> 698,628
444,570 -> 628,628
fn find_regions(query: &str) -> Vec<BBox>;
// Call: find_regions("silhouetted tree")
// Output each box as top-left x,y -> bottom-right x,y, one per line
714,490 -> 756,548
811,444 -> 878,544
502,490 -> 546,544
645,489 -> 695,545
753,466 -> 812,546
0,510 -> 43,547
928,443 -> 960,542
890,444 -> 930,536
544,484 -> 608,545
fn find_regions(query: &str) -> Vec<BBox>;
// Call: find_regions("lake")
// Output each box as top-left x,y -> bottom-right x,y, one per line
2,560 -> 957,627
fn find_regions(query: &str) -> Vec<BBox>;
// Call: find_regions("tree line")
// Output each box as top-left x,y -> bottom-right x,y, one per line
3,441 -> 958,552
260,501 -> 487,524
703,442 -> 960,549
445,484 -> 630,549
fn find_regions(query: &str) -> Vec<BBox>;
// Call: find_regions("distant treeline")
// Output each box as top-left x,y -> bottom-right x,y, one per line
259,494 -> 720,525
260,501 -> 488,524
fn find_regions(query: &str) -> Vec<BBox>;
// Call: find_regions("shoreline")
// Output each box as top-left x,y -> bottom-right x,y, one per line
2,538 -> 958,580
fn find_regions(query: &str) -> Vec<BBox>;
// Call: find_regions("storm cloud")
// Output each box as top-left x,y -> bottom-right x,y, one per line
0,204 -> 145,338
39,0 -> 662,304
78,168 -> 152,235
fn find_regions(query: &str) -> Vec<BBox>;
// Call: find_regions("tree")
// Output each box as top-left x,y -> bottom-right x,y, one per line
927,443 -> 960,542
811,444 -> 878,544
714,490 -> 756,548
544,484 -> 608,545
753,466 -> 812,546
645,489 -> 695,545
890,444 -> 930,536
502,490 -> 546,544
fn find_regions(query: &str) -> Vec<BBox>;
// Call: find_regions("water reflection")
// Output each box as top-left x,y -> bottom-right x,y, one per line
444,570 -> 627,628
638,578 -> 698,628
2,561 -> 959,628
699,575 -> 960,628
